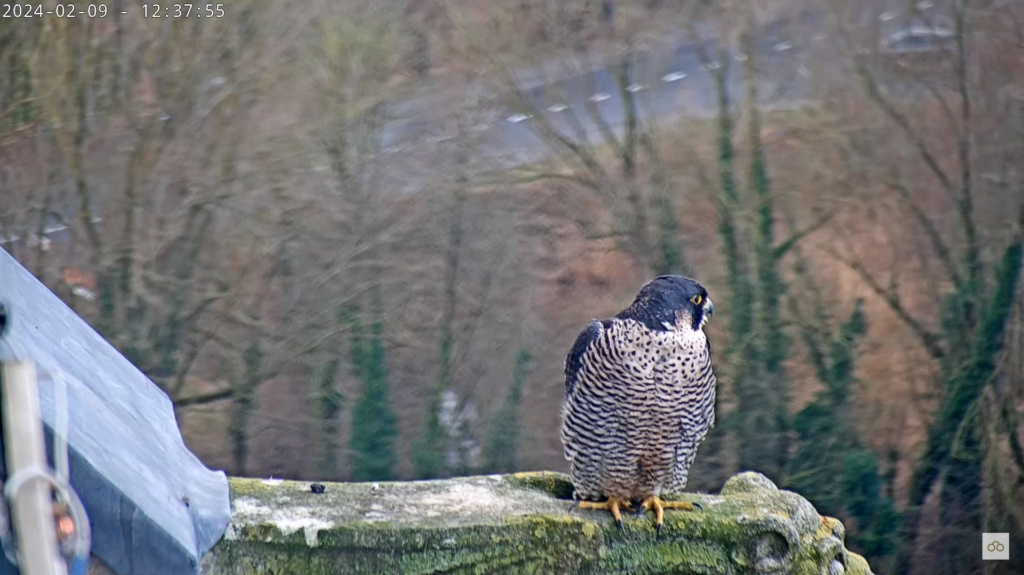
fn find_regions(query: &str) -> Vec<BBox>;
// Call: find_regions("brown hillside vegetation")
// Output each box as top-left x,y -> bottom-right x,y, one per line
173,105 -> 947,483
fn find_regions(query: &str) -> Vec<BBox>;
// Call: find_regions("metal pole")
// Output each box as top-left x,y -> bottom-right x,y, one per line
2,360 -> 63,575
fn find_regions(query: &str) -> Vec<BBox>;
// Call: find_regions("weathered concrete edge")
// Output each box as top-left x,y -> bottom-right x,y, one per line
201,471 -> 874,575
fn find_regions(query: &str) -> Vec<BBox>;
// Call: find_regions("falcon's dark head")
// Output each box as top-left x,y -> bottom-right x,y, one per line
617,275 -> 714,332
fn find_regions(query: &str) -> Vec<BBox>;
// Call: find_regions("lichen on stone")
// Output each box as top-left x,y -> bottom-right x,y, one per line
201,472 -> 874,575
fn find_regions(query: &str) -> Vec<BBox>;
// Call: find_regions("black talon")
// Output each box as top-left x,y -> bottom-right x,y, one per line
568,501 -> 579,513
655,522 -> 663,538
635,504 -> 647,517
616,519 -> 626,535
692,502 -> 704,512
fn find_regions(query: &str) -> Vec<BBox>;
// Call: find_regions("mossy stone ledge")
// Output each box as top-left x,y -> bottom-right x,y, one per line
200,471 -> 873,575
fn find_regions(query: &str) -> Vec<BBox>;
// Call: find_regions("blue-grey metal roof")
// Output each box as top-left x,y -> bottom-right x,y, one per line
0,247 -> 230,575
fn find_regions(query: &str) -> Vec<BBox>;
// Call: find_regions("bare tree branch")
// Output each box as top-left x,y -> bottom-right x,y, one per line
837,25 -> 957,200
817,242 -> 945,359
175,388 -> 234,407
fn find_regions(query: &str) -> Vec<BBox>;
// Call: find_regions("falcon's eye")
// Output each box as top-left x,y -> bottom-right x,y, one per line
690,294 -> 703,306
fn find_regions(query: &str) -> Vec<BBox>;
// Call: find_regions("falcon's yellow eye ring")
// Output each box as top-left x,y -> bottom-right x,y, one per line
690,294 -> 703,306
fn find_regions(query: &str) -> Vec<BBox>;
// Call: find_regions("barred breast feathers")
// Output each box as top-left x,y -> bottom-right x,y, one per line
561,276 -> 717,509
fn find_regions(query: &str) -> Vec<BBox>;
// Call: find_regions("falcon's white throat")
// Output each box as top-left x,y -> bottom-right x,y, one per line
669,307 -> 710,332
697,313 -> 710,330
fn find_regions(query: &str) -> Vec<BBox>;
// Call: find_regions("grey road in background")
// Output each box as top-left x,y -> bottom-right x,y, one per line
373,0 -> 947,194
376,13 -> 827,193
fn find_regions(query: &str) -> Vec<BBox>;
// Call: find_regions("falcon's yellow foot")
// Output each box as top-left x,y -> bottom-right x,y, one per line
572,498 -> 634,533
635,496 -> 703,537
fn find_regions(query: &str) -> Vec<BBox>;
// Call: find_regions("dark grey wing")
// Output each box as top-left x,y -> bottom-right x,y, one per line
564,320 -> 606,398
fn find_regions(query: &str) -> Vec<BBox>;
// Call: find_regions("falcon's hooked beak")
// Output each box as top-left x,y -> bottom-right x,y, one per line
694,298 -> 714,330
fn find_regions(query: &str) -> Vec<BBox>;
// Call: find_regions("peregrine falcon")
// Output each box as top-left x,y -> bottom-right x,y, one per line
561,275 -> 716,534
